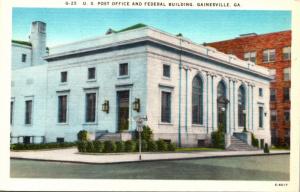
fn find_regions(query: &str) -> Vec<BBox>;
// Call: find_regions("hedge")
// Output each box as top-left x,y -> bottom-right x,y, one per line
77,139 -> 176,153
251,133 -> 259,148
11,142 -> 77,151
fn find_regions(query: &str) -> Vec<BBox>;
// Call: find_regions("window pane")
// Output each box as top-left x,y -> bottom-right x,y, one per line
61,71 -> 67,83
238,86 -> 246,127
10,101 -> 14,124
163,65 -> 170,78
283,47 -> 291,60
283,88 -> 290,101
284,110 -> 290,122
283,68 -> 291,81
25,100 -> 32,124
161,92 -> 171,123
270,89 -> 276,101
192,76 -> 203,124
86,93 -> 96,122
88,68 -> 96,79
119,63 -> 128,76
269,49 -> 275,62
22,54 -> 26,62
271,110 -> 277,122
58,95 -> 67,123
263,50 -> 268,62
259,107 -> 263,128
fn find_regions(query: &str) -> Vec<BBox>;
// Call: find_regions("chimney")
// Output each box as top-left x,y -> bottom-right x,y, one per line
29,21 -> 46,66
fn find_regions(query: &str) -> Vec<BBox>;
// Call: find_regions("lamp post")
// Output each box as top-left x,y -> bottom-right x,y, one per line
221,107 -> 226,133
134,115 -> 147,161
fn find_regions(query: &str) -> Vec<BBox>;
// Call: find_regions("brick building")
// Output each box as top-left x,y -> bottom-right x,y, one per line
207,30 -> 291,146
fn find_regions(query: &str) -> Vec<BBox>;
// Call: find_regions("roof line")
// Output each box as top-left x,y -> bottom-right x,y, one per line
207,29 -> 291,44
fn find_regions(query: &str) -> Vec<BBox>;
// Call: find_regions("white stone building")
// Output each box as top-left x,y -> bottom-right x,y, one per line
11,21 -> 272,147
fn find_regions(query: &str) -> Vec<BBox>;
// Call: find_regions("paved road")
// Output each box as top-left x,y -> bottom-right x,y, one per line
11,154 -> 289,180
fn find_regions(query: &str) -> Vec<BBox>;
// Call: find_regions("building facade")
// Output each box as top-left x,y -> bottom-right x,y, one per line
11,21 -> 272,147
208,31 -> 291,146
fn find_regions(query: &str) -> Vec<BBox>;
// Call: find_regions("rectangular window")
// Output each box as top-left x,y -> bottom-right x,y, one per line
259,107 -> 264,128
161,91 -> 171,123
284,110 -> 290,122
21,54 -> 27,63
10,101 -> 14,125
269,69 -> 276,82
283,88 -> 290,101
61,71 -> 67,83
25,100 -> 32,125
270,89 -> 276,102
244,51 -> 256,63
163,64 -> 171,78
259,88 -> 263,97
56,137 -> 64,143
283,46 -> 291,61
283,67 -> 291,81
119,63 -> 128,76
85,93 -> 96,122
263,49 -> 276,63
271,110 -> 277,122
88,67 -> 96,80
58,95 -> 67,123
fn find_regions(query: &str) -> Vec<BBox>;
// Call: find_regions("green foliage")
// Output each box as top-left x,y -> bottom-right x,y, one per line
11,142 -> 77,151
77,141 -> 88,152
141,126 -> 153,141
77,130 -> 88,141
93,141 -> 103,153
156,139 -> 168,151
86,141 -> 94,152
135,140 -> 148,152
167,143 -> 176,151
103,140 -> 116,153
115,141 -> 125,152
124,140 -> 136,152
147,140 -> 158,151
264,143 -> 270,153
211,126 -> 225,149
251,133 -> 259,148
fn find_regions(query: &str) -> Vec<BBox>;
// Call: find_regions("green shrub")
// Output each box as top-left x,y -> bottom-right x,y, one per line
134,126 -> 153,141
124,140 -> 136,152
103,140 -> 116,153
115,141 -> 125,152
77,141 -> 88,152
264,143 -> 270,153
211,130 -> 225,149
156,139 -> 168,151
93,141 -> 103,153
147,140 -> 157,151
167,142 -> 176,151
135,140 -> 148,152
86,141 -> 94,152
251,133 -> 259,148
77,130 -> 88,141
11,142 -> 77,151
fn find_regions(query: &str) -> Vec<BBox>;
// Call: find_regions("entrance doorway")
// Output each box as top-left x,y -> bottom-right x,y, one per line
117,91 -> 129,132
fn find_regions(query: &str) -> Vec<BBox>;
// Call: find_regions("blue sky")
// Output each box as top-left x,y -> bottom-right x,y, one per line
12,8 -> 291,47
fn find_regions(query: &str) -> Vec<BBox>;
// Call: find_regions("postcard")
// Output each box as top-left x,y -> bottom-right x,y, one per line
0,0 -> 299,191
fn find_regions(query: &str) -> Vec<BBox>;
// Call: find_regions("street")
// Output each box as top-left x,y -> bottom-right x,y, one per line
11,154 -> 289,180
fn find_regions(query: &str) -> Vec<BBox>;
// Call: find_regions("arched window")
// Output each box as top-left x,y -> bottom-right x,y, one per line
238,85 -> 246,127
217,81 -> 226,98
192,76 -> 203,124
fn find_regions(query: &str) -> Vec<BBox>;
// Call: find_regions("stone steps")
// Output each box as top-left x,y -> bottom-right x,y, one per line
96,133 -> 121,141
227,136 -> 260,151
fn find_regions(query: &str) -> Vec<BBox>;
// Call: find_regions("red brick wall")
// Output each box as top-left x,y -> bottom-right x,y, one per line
208,30 -> 291,146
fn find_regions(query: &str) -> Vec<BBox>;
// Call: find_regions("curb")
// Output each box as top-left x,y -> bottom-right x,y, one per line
10,151 -> 290,165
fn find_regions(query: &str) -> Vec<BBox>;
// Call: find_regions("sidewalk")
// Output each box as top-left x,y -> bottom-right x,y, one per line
10,147 -> 290,164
